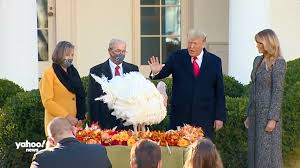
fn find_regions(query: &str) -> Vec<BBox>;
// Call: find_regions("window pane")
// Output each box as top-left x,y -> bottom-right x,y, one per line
161,7 -> 181,35
38,30 -> 48,61
141,37 -> 160,65
162,37 -> 181,63
162,0 -> 180,5
140,0 -> 160,5
141,7 -> 160,35
37,0 -> 48,28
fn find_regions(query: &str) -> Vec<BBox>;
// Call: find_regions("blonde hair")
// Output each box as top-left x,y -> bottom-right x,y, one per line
187,29 -> 207,41
255,29 -> 282,70
184,138 -> 223,168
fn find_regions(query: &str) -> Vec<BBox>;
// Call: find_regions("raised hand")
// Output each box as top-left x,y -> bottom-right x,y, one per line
148,56 -> 163,75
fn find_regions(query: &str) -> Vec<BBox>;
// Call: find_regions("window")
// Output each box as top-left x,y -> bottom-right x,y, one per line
140,0 -> 181,65
37,0 -> 49,61
37,0 -> 56,77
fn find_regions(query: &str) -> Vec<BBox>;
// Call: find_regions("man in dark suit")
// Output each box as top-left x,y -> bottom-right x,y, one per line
88,39 -> 139,130
148,29 -> 226,139
30,117 -> 112,168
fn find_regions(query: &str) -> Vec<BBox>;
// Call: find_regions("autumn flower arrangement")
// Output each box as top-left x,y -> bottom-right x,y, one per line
75,124 -> 204,147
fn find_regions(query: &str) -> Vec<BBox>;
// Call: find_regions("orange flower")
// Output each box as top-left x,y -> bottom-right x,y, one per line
74,124 -> 204,147
177,138 -> 190,147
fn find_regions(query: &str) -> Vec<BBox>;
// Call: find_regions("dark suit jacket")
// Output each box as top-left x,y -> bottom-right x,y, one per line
152,49 -> 226,139
30,137 -> 112,168
88,59 -> 139,130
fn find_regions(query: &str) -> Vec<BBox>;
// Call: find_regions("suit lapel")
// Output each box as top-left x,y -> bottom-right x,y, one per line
122,62 -> 130,74
198,49 -> 208,79
183,50 -> 195,78
101,60 -> 113,80
253,56 -> 264,78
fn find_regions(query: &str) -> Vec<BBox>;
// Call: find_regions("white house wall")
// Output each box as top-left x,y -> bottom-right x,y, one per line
190,0 -> 229,74
75,0 -> 133,76
0,0 -> 38,90
54,0 -> 300,82
271,0 -> 300,61
229,0 -> 271,84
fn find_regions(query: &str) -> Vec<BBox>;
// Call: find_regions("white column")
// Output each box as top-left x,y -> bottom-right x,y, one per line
0,0 -> 38,90
228,0 -> 270,84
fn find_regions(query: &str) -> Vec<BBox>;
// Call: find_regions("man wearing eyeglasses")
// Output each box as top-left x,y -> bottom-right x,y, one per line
88,38 -> 139,130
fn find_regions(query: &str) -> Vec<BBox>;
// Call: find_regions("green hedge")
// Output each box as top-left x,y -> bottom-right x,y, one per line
1,57 -> 300,167
215,96 -> 248,168
282,81 -> 300,162
0,79 -> 24,108
284,58 -> 300,89
0,90 -> 44,168
281,58 -> 300,164
81,76 -> 89,94
223,76 -> 246,97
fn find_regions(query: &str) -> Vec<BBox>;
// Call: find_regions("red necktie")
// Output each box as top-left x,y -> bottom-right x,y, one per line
115,66 -> 120,76
193,57 -> 199,77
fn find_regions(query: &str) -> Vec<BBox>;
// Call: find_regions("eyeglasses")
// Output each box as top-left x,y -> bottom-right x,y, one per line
111,49 -> 127,54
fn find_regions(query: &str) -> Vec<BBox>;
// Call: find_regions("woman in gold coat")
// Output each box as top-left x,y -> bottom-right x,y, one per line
40,41 -> 86,136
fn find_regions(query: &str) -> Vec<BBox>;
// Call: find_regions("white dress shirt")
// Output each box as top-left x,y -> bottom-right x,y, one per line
109,59 -> 123,77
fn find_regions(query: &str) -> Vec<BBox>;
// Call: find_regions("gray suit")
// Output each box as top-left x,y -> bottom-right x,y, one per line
30,137 -> 112,168
247,56 -> 286,168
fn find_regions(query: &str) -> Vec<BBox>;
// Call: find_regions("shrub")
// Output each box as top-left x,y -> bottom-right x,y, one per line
282,81 -> 300,162
81,76 -> 89,94
0,79 -> 24,108
280,58 -> 300,164
243,82 -> 251,97
0,90 -> 44,168
223,75 -> 246,97
284,58 -> 300,90
215,96 -> 248,168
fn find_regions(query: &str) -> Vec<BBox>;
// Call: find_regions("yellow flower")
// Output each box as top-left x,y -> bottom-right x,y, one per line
177,138 -> 190,147
119,131 -> 129,141
127,137 -> 136,146
111,134 -> 120,141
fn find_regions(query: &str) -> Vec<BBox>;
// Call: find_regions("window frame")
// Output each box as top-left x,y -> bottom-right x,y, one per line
38,0 -> 56,77
132,0 -> 190,75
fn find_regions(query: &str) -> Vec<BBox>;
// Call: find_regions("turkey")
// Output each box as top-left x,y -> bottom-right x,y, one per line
91,72 -> 167,132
